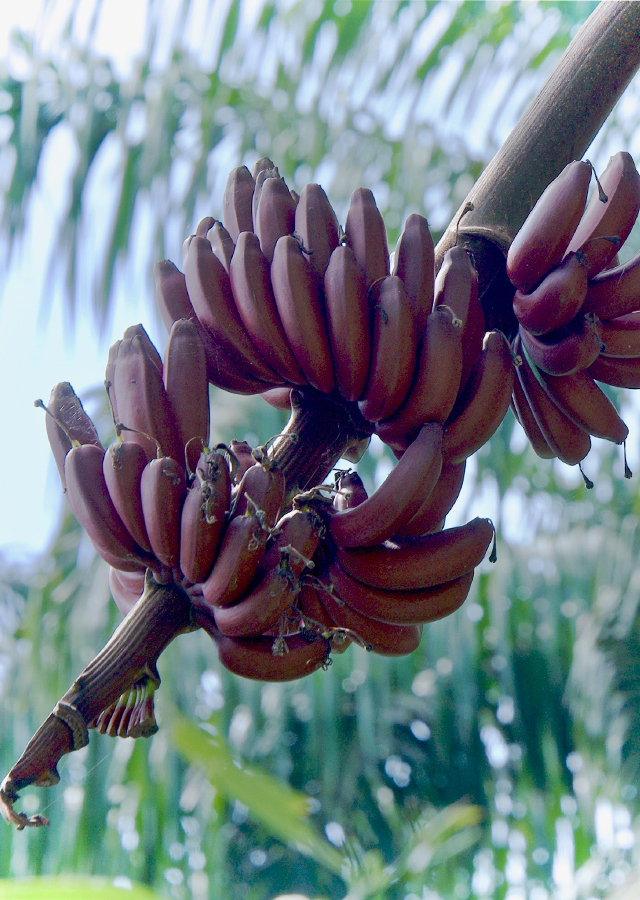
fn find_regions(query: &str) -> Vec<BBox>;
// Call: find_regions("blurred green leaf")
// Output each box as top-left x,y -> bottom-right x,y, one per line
0,877 -> 162,899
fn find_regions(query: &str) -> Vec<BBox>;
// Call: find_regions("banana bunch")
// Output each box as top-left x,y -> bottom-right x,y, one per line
507,152 -> 640,466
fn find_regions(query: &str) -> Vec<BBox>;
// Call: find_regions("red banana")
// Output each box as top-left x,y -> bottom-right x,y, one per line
112,332 -> 183,464
229,440 -> 256,483
208,220 -> 235,272
507,160 -> 592,292
260,387 -> 292,410
163,319 -> 210,472
335,517 -> 494,591
254,174 -> 297,263
184,235 -> 283,385
328,562 -> 473,626
64,444 -> 150,572
204,628 -> 331,682
512,251 -> 588,336
589,355 -> 640,389
536,367 -> 628,444
433,246 -> 484,388
515,340 -> 591,465
179,449 -> 231,584
358,275 -> 418,422
333,471 -> 368,511
566,152 -> 640,276
200,506 -> 272,609
344,187 -> 390,289
230,231 -> 306,385
323,244 -> 370,402
140,456 -> 188,570
376,305 -> 463,452
109,568 -> 145,617
583,249 -> 640,319
231,455 -> 286,526
392,213 -> 434,338
518,315 -> 603,376
329,423 -> 443,548
294,183 -> 340,284
103,439 -> 152,552
510,367 -> 555,460
600,313 -> 640,357
394,461 -> 466,538
442,331 -> 514,465
222,165 -> 255,241
44,382 -> 102,491
270,235 -> 335,393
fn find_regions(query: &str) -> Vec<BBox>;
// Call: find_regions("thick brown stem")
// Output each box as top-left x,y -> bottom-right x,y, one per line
268,388 -> 374,495
436,1 -> 640,330
1,575 -> 195,829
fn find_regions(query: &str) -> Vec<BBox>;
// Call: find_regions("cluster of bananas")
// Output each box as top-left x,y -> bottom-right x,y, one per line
508,152 -> 640,467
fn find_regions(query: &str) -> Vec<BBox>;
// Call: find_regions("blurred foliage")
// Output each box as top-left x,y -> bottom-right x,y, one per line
3,1 -> 640,899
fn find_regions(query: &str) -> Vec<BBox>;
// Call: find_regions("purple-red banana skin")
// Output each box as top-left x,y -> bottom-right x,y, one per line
294,183 -> 340,284
208,220 -> 235,273
200,625 -> 330,682
515,339 -> 591,465
324,244 -> 370,402
254,175 -> 297,263
154,258 -> 268,394
103,440 -> 153,552
140,457 -> 188,569
163,318 -> 210,472
589,355 -> 640,389
232,461 -> 286,527
392,213 -> 434,338
335,517 -> 494,591
185,235 -> 283,385
200,509 -> 270,609
518,316 -> 602,376
358,275 -> 418,422
344,187 -> 390,289
536,368 -> 628,443
566,152 -> 640,277
212,567 -> 299,638
584,249 -> 640,319
260,387 -> 292,410
328,562 -> 474,625
179,450 -> 231,585
510,369 -> 555,459
433,246 -> 485,388
376,306 -> 463,451
113,333 -> 183,464
222,165 -> 255,241
123,323 -> 163,374
513,252 -> 588,336
270,235 -> 335,393
64,443 -> 150,572
45,382 -> 103,491
507,160 -> 592,292
333,471 -> 368,511
230,231 -> 306,385
394,461 -> 466,538
329,423 -> 443,548
315,579 -> 422,656
442,331 -> 514,465
600,313 -> 640,357
230,440 -> 256,483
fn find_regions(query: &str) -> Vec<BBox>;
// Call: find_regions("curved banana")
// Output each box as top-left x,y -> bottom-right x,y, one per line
344,187 -> 390,289
333,471 -> 368,511
392,213 -> 434,338
230,231 -> 306,385
323,244 -> 370,402
270,235 -> 335,393
140,456 -> 188,570
376,305 -> 463,452
358,275 -> 418,422
328,562 -> 474,625
329,423 -> 443,548
589,355 -> 640,389
600,313 -> 640,357
513,251 -> 588,336
254,174 -> 297,264
200,626 -> 331,682
222,165 -> 255,241
510,366 -> 555,459
565,151 -> 640,276
44,382 -> 103,491
294,183 -> 340,284
179,449 -> 231,585
109,568 -> 145,617
103,439 -> 153,552
394,461 -> 466,538
433,246 -> 485,388
335,517 -> 494,591
584,249 -> 640,319
442,331 -> 514,465
64,444 -> 151,572
208,220 -> 235,273
163,319 -> 210,472
518,315 -> 602,376
535,367 -> 628,444
507,159 -> 592,292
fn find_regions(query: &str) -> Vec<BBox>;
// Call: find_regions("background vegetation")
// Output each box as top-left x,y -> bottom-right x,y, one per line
2,2 -> 640,898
